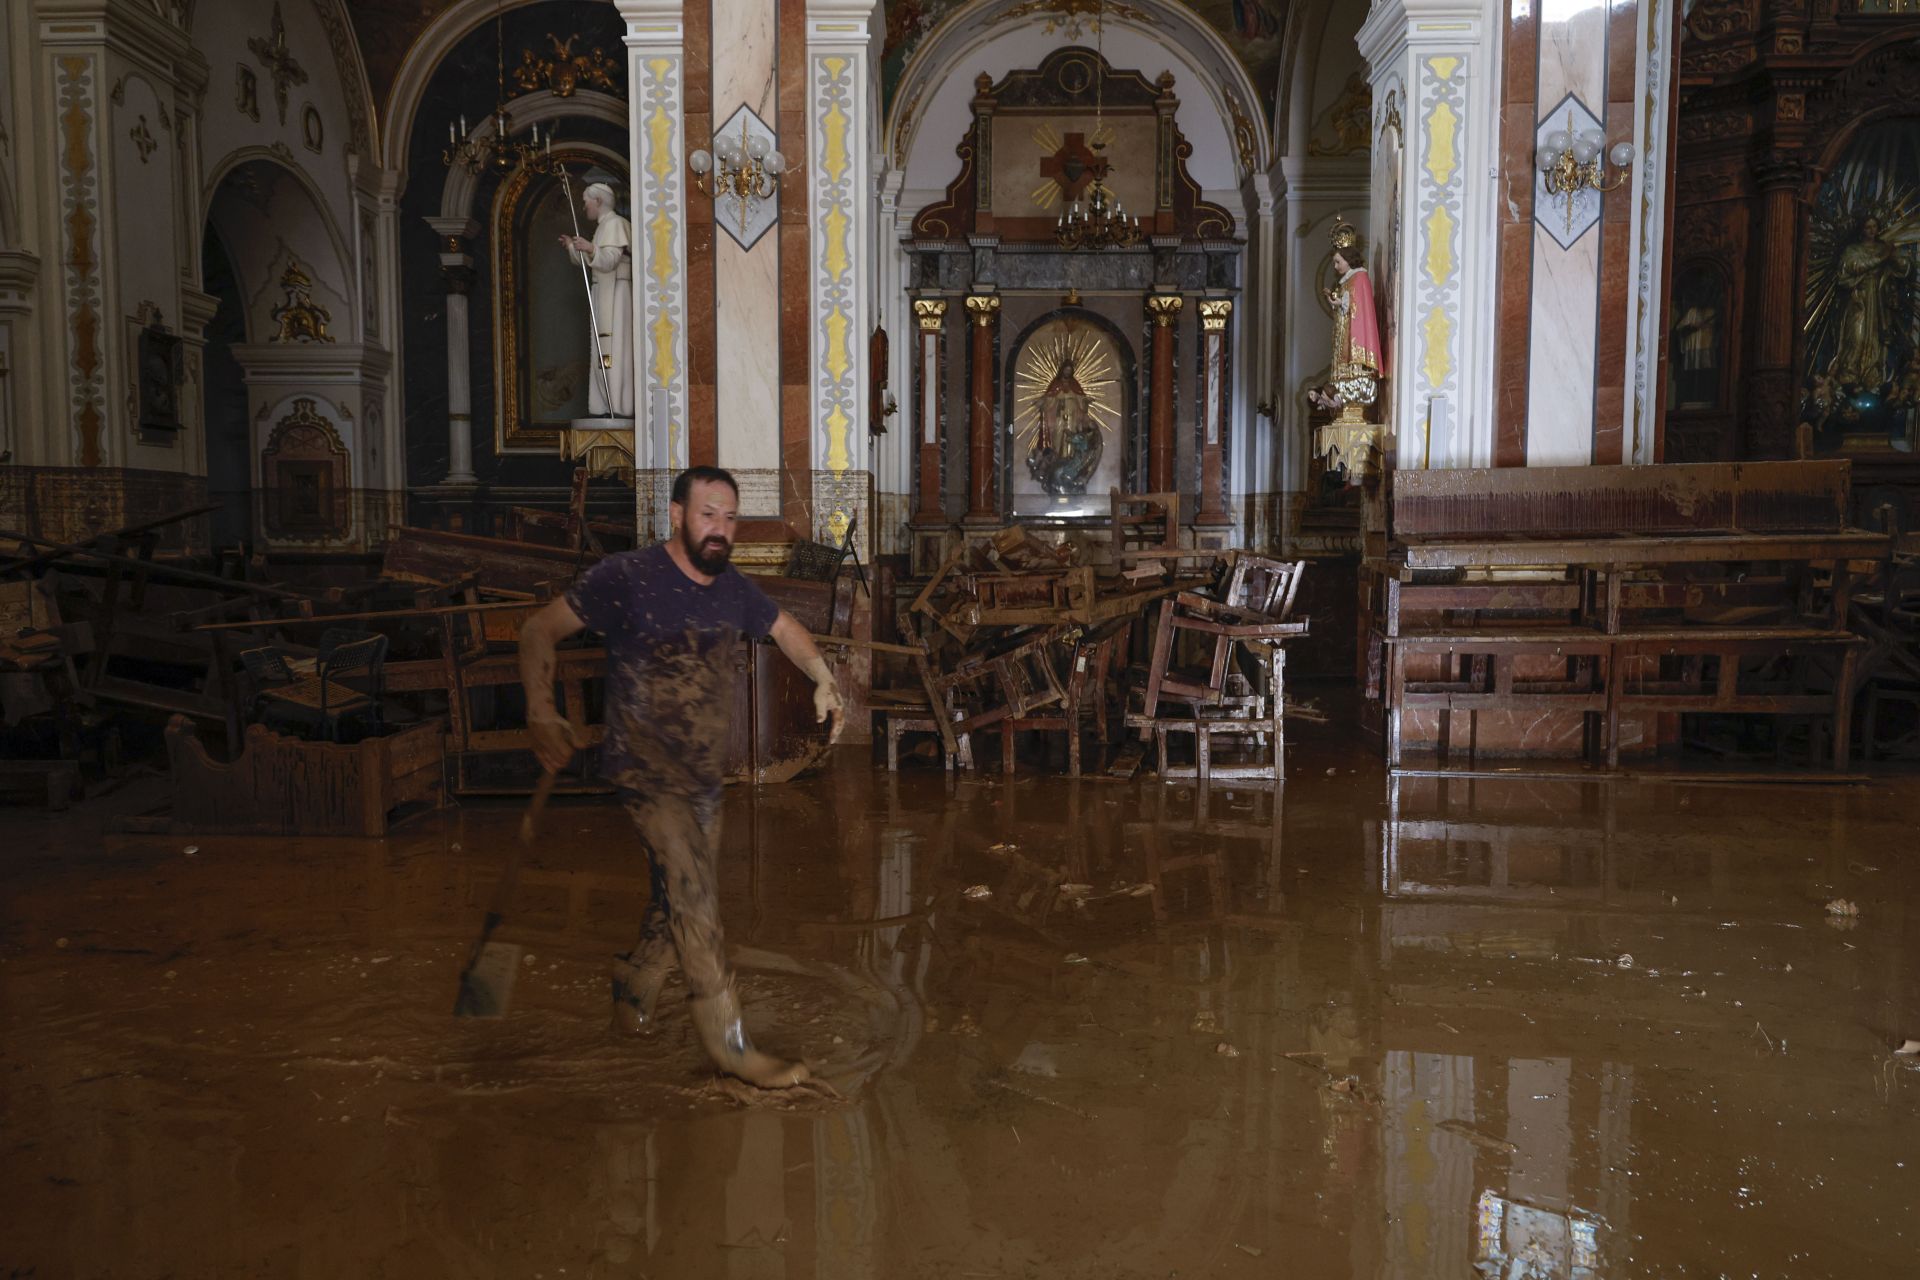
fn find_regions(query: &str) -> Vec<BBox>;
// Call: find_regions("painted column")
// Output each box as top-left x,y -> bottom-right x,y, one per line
617,0 -> 690,533
1357,0 -> 1501,472
911,297 -> 947,525
962,293 -> 999,524
1145,294 -> 1182,494
807,0 -> 879,549
1197,298 -> 1233,524
427,219 -> 478,485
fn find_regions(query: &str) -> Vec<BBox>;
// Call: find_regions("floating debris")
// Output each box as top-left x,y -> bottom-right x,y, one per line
963,884 -> 992,901
1438,1118 -> 1519,1155
1190,1010 -> 1222,1035
1616,954 -> 1634,970
1826,898 -> 1860,918
1214,1042 -> 1240,1058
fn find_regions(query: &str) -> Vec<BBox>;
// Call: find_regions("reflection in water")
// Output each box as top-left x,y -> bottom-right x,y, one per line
4,753 -> 1919,1275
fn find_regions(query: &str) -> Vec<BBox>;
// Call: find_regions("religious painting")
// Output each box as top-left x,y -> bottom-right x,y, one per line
1667,264 -> 1726,413
1801,117 -> 1920,452
880,0 -> 972,115
494,151 -> 628,452
1182,0 -> 1285,104
135,319 -> 182,441
993,114 -> 1158,226
1007,314 -> 1129,519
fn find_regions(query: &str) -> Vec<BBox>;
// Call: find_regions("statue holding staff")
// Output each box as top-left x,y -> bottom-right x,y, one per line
556,179 -> 634,419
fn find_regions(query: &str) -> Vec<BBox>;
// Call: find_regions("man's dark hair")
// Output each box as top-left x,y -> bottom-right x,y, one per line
671,465 -> 740,505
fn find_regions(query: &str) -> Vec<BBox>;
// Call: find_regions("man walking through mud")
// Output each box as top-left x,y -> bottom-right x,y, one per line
517,465 -> 844,1089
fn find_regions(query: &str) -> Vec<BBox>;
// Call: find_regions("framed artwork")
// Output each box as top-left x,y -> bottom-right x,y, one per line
136,320 -> 183,440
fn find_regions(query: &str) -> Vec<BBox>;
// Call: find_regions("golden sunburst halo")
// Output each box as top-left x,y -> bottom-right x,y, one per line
1014,323 -> 1121,452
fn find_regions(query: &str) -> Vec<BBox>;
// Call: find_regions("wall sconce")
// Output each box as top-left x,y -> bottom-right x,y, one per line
689,118 -> 787,238
1536,114 -> 1634,235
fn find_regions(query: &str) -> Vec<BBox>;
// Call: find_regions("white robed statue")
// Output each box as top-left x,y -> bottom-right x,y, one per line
557,181 -> 633,418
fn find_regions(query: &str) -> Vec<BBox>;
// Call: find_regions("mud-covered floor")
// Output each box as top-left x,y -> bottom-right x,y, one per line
4,718 -> 1919,1278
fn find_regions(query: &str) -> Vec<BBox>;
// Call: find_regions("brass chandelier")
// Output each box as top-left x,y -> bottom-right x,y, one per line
443,3 -> 561,176
1051,0 -> 1141,251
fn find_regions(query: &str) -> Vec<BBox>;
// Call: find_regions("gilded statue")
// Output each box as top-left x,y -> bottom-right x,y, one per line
1830,215 -> 1912,392
1309,217 -> 1386,479
1027,356 -> 1103,495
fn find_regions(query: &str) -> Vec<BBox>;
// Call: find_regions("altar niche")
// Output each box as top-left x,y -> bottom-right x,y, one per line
1004,308 -> 1136,520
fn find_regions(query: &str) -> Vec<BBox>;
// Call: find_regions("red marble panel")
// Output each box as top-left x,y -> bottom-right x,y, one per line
778,223 -> 808,389
1607,0 -> 1637,105
688,383 -> 716,468
686,0 -> 711,117
1495,220 -> 1534,467
1500,104 -> 1537,225
781,384 -> 812,536
1504,0 -> 1538,107
779,0 -> 807,115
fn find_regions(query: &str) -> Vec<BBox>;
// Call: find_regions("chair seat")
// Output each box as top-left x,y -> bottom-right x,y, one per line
260,678 -> 374,712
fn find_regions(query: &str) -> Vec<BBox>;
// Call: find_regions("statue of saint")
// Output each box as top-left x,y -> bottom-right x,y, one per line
1027,356 -> 1103,495
557,181 -> 633,418
1830,214 -> 1912,393
1310,218 -> 1387,479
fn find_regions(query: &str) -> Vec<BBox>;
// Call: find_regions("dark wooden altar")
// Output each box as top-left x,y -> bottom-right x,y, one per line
1672,0 -> 1920,530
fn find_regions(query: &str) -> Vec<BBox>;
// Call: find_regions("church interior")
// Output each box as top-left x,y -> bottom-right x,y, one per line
5,0 -> 1920,1273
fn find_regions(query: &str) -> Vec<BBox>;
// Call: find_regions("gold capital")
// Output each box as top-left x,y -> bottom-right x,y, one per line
965,294 -> 1001,327
1146,294 -> 1184,326
1199,299 -> 1233,332
914,298 -> 949,331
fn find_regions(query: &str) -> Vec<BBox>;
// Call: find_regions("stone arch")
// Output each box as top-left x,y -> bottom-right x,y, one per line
202,150 -> 354,344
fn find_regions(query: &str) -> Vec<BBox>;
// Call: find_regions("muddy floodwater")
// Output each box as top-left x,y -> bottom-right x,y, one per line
4,723 -> 1919,1278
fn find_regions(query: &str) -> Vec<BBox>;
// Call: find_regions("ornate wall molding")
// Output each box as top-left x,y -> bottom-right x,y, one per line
55,55 -> 105,468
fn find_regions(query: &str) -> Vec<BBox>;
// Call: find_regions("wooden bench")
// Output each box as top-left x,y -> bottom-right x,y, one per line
1369,461 -> 1887,769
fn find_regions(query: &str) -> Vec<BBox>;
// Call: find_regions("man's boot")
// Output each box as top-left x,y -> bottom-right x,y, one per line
609,955 -> 671,1034
690,983 -> 810,1088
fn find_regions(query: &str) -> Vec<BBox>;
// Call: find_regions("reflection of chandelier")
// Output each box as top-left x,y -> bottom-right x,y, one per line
1049,0 -> 1141,251
443,4 -> 561,176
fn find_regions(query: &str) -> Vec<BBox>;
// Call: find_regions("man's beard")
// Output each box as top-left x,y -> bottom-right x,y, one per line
681,525 -> 732,574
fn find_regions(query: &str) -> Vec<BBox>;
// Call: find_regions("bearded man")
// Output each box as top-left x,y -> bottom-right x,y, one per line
517,466 -> 844,1087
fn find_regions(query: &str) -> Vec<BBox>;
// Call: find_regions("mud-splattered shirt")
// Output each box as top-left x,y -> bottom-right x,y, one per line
567,543 -> 778,799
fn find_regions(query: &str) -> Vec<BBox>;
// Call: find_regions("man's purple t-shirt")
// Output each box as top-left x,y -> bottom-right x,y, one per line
565,543 -> 778,798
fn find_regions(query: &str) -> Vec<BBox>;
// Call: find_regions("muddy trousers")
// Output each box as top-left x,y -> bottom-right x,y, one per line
616,790 -> 729,1000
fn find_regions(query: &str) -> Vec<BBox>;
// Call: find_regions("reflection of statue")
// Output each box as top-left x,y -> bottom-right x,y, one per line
1831,216 -> 1911,392
1027,356 -> 1104,495
1310,217 -> 1386,480
556,181 -> 633,418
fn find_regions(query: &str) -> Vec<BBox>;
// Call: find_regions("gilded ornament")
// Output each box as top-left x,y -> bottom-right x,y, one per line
965,294 -> 1001,326
511,33 -> 619,100
914,298 -> 949,331
270,260 -> 335,343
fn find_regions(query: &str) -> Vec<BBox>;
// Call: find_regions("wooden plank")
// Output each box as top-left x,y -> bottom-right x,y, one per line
1401,531 -> 1889,570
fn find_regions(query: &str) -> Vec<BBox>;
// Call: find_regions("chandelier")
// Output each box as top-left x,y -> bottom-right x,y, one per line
443,3 -> 561,176
1051,0 -> 1141,251
1056,177 -> 1140,250
689,116 -> 788,236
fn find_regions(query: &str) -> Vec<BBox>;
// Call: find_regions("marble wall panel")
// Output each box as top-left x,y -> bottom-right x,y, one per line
1525,223 -> 1600,466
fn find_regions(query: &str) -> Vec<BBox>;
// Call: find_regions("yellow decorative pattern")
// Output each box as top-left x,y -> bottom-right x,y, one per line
824,206 -> 849,280
1423,306 -> 1454,391
814,54 -> 857,475
1425,99 -> 1458,187
1429,55 -> 1460,81
1424,204 -> 1455,288
825,307 -> 851,383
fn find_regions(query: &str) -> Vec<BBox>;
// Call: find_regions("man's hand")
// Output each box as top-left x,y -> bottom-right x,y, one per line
529,716 -> 578,775
813,678 -> 845,745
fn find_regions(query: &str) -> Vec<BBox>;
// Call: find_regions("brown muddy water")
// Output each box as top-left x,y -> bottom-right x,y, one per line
3,731 -> 1918,1278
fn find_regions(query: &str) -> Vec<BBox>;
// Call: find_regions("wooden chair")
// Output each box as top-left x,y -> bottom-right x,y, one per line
1129,554 -> 1309,781
991,618 -> 1128,776
868,622 -> 976,772
1111,488 -> 1180,564
252,632 -> 389,741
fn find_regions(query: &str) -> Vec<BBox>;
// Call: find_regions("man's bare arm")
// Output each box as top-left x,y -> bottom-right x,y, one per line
520,597 -> 588,771
769,609 -> 845,744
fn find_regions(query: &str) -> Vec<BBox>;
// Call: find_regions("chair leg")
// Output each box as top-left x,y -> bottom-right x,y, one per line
887,719 -> 900,772
1002,726 -> 1016,776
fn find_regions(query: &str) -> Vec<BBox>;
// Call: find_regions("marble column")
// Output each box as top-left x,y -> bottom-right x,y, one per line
963,293 -> 999,525
912,297 -> 947,525
431,226 -> 479,486
1197,298 -> 1233,525
1145,294 -> 1183,495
